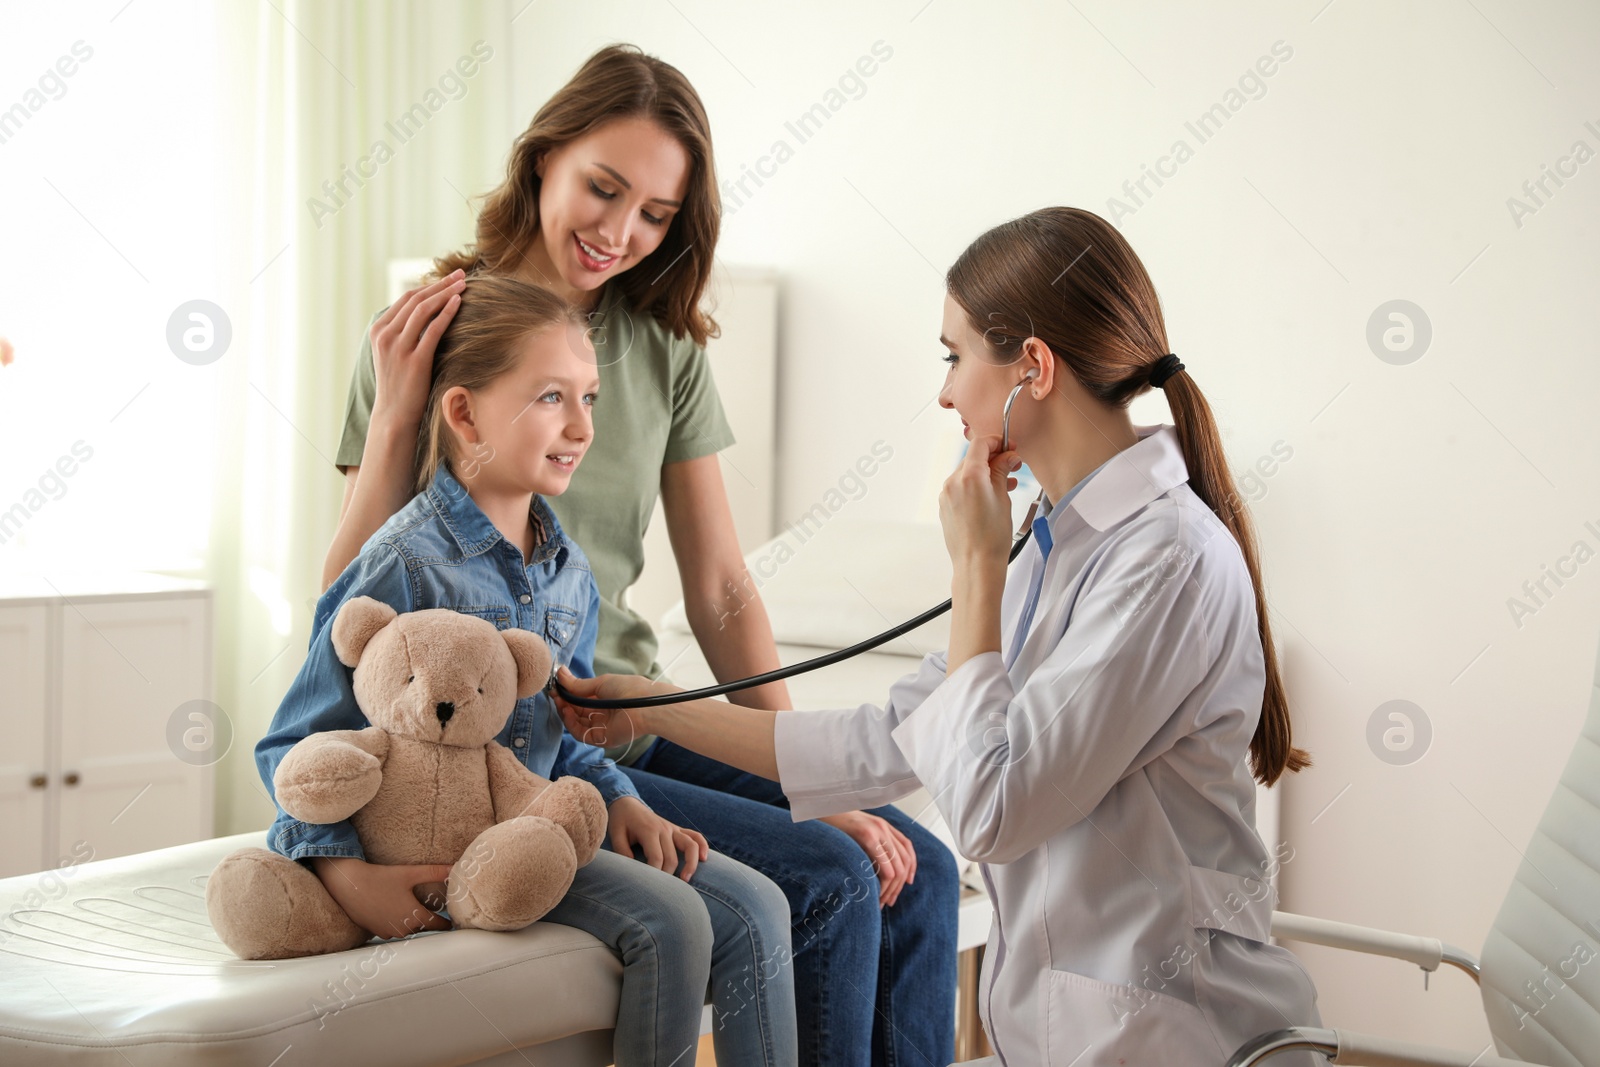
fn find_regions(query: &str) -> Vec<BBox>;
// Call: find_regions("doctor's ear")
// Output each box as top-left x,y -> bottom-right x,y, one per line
1018,338 -> 1056,398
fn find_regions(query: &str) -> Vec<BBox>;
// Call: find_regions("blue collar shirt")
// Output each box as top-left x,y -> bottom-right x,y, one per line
1004,454 -> 1114,671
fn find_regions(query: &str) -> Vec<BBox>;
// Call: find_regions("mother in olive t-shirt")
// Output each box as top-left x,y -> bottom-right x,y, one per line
322,43 -> 959,1067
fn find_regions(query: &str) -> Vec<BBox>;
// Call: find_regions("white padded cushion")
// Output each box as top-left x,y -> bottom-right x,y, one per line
660,518 -> 953,654
1477,645 -> 1600,1067
0,832 -> 619,1065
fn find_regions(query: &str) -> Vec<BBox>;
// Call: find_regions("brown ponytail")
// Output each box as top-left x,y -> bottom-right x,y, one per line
946,206 -> 1310,786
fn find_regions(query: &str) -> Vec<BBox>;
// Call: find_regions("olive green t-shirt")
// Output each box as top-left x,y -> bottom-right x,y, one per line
335,281 -> 736,766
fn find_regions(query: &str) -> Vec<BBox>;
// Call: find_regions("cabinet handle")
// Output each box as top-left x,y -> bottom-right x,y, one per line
63,772 -> 81,787
29,774 -> 47,789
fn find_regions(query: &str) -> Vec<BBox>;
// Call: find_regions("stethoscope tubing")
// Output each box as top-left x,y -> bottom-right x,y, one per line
554,379 -> 1039,710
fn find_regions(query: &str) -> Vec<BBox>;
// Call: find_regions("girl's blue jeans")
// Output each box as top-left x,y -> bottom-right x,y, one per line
541,838 -> 798,1066
623,739 -> 959,1067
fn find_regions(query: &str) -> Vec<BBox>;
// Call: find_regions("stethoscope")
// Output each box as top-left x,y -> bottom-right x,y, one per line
553,371 -> 1045,710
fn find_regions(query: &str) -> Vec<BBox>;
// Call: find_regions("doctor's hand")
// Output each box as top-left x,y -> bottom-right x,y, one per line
606,796 -> 709,882
553,666 -> 666,750
819,810 -> 918,908
939,433 -> 1020,570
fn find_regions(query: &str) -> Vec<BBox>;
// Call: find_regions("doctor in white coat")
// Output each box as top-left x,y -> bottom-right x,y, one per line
558,206 -> 1323,1066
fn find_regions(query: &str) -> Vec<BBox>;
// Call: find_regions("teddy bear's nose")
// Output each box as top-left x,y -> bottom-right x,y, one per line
435,701 -> 455,724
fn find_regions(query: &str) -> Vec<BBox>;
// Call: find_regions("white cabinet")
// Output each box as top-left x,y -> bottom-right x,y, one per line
0,574 -> 214,877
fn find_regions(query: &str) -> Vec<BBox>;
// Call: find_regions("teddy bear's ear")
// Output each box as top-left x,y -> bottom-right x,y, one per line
331,596 -> 399,667
502,629 -> 554,699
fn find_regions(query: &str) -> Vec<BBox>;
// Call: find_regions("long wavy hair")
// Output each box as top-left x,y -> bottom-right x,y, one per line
946,206 -> 1311,787
434,44 -> 720,345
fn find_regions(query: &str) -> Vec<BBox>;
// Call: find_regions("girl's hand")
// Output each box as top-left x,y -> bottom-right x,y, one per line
819,810 -> 919,908
607,796 -> 709,882
310,856 -> 455,938
552,666 -> 663,750
938,433 -> 1019,570
368,270 -> 466,433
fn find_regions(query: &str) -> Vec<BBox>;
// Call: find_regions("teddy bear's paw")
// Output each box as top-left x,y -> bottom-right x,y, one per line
530,777 -> 608,867
274,736 -> 383,825
205,848 -> 370,960
447,817 -> 577,932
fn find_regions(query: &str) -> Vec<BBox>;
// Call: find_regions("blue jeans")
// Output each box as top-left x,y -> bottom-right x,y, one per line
624,740 -> 959,1067
541,843 -> 797,1066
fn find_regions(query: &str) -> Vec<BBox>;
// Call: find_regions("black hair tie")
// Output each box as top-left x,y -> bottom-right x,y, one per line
1148,353 -> 1184,388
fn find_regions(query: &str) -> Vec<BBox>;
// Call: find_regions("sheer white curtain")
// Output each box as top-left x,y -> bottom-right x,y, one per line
211,0 -> 521,835
0,1 -> 521,836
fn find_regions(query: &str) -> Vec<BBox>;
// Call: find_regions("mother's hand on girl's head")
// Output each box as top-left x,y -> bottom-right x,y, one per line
368,270 -> 467,431
939,432 -> 1020,568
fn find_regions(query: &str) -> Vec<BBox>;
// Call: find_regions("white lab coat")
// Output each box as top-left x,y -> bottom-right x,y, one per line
774,425 -> 1321,1066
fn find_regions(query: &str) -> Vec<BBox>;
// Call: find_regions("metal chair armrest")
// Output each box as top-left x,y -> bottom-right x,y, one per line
1227,1026 -> 1338,1065
1271,911 -> 1481,983
1228,1026 -> 1537,1067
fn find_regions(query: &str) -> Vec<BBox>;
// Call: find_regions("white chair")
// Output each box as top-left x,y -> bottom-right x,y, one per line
1228,634 -> 1600,1066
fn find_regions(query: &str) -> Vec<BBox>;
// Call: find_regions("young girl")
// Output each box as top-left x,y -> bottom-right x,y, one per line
557,207 -> 1325,1066
327,44 -> 957,1066
254,276 -> 797,1066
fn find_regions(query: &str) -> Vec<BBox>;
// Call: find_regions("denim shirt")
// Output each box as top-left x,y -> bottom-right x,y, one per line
256,467 -> 639,864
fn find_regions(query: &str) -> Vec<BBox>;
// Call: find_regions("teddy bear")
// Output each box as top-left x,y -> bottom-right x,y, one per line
205,596 -> 609,961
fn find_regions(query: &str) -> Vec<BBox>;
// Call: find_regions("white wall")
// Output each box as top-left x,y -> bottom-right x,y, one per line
518,0 -> 1600,1051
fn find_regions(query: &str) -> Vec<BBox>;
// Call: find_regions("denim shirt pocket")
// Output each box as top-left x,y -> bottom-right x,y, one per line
543,604 -> 579,660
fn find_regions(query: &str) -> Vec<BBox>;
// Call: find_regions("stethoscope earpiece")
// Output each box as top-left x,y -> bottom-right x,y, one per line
1001,369 -> 1038,453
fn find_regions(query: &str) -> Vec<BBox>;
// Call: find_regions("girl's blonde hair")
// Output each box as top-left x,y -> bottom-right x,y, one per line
946,206 -> 1311,787
414,275 -> 588,493
432,43 -> 721,346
